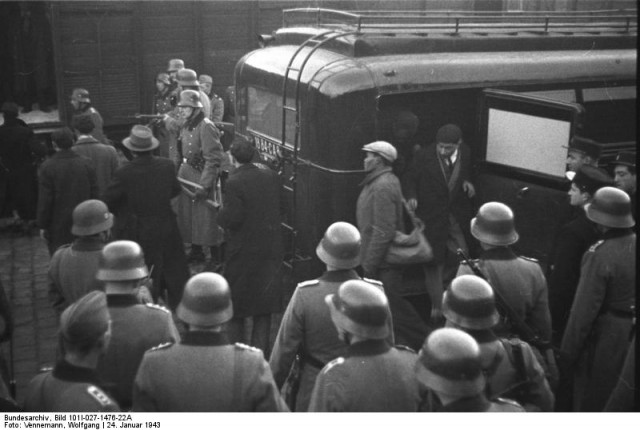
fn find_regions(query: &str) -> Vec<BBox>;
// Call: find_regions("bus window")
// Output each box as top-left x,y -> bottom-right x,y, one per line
247,86 -> 296,148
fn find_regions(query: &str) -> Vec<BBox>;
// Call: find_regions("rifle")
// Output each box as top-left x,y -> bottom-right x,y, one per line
456,248 -> 559,389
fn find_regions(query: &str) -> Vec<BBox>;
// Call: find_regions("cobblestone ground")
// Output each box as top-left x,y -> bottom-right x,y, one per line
0,230 -> 287,406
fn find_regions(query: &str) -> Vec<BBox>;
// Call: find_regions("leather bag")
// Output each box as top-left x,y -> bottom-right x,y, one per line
385,200 -> 433,265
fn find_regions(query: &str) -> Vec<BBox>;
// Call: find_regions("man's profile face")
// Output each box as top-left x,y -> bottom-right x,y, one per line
568,183 -> 589,207
200,82 -> 212,95
437,142 -> 459,158
364,152 -> 380,172
614,165 -> 637,194
566,150 -> 586,172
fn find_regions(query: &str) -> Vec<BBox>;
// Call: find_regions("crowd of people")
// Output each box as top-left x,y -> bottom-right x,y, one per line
0,57 -> 636,413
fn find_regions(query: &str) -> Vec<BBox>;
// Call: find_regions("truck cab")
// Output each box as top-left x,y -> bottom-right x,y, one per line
234,8 -> 636,280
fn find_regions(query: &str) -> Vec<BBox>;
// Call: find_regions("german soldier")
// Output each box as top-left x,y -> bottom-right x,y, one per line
199,74 -> 224,123
96,240 -> 180,410
132,272 -> 288,412
415,328 -> 525,412
457,202 -> 552,342
22,291 -> 120,411
69,88 -> 107,145
269,221 -> 391,411
560,187 -> 636,411
176,69 -> 211,121
48,199 -> 113,315
439,275 -> 554,411
308,280 -> 420,412
151,72 -> 174,159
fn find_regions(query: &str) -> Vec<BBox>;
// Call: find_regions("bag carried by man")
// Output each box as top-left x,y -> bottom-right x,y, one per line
385,200 -> 433,265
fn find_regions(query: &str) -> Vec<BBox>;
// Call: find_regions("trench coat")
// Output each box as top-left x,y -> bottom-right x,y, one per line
218,162 -> 283,318
102,154 -> 190,310
72,135 -> 119,197
37,149 -> 98,254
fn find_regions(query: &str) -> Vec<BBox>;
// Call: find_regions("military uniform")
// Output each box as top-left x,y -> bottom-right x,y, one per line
48,237 -> 105,315
457,247 -> 552,342
97,295 -> 180,410
308,339 -> 420,412
561,229 -> 636,411
132,331 -> 288,412
209,92 -> 224,123
436,394 -> 525,412
152,88 -> 176,159
175,111 -> 224,247
269,269 -> 361,411
22,361 -> 119,412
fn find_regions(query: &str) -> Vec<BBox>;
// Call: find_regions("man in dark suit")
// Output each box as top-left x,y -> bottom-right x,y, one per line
218,137 -> 283,357
37,127 -> 97,255
404,123 -> 475,309
102,125 -> 189,310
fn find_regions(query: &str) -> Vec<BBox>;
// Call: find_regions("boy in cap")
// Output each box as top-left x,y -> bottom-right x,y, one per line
561,187 -> 635,411
133,272 -> 287,412
416,327 -> 524,412
22,291 -> 120,411
48,199 -> 113,315
308,280 -> 421,412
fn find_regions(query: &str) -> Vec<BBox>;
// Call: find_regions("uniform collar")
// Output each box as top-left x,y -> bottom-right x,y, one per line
439,394 -> 491,412
182,331 -> 230,346
106,294 -> 139,307
71,236 -> 104,252
480,246 -> 517,261
319,269 -> 360,283
186,111 -> 205,131
53,360 -> 101,385
345,339 -> 391,357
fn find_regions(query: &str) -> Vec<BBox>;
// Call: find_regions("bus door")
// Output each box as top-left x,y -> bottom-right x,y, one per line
474,89 -> 585,269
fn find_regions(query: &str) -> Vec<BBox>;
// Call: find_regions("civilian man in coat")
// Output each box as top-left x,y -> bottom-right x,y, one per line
356,140 -> 428,352
218,137 -> 283,357
0,101 -> 38,227
37,127 -> 98,255
102,125 -> 189,310
405,123 -> 475,297
561,187 -> 636,412
308,280 -> 421,412
48,199 -> 113,316
96,241 -> 180,410
132,273 -> 288,412
71,114 -> 119,197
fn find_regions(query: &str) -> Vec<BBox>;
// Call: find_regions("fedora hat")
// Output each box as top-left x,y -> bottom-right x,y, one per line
122,125 -> 159,152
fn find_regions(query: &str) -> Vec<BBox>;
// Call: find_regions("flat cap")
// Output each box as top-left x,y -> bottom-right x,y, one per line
60,291 -> 109,345
362,141 -> 397,163
436,124 -> 462,145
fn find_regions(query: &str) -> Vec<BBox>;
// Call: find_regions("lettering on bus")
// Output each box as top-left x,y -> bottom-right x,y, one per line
252,134 -> 285,163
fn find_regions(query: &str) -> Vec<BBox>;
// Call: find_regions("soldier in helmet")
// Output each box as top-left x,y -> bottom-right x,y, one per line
437,275 -> 554,412
308,280 -> 421,412
176,69 -> 211,120
457,202 -> 552,343
132,272 -> 288,412
150,72 -> 175,159
23,291 -> 120,412
164,89 -> 224,267
269,221 -> 392,411
561,186 -> 636,411
166,58 -> 184,86
199,74 -> 224,122
48,199 -> 113,315
96,240 -> 180,410
103,125 -> 190,310
415,328 -> 525,412
69,88 -> 107,145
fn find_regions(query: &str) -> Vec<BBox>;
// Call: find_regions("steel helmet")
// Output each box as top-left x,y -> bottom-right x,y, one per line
585,186 -> 635,228
71,200 -> 113,236
325,279 -> 389,340
71,88 -> 91,104
176,68 -> 199,87
177,272 -> 233,326
167,58 -> 185,73
470,202 -> 519,246
316,222 -> 361,269
96,240 -> 148,282
442,275 -> 499,330
199,74 -> 213,85
415,328 -> 485,397
177,89 -> 203,108
362,141 -> 397,163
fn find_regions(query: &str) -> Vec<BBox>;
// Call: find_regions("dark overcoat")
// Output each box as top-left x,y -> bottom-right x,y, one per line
102,154 -> 189,310
218,162 -> 283,318
37,149 -> 97,253
404,142 -> 473,263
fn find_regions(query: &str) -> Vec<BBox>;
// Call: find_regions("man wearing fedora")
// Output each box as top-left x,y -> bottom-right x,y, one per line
48,199 -> 113,316
561,187 -> 635,412
457,202 -> 552,343
612,151 -> 636,220
103,125 -> 189,311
